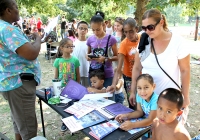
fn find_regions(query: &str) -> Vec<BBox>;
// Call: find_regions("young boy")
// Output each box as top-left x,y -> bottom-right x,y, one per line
148,88 -> 191,140
87,70 -> 106,93
72,21 -> 90,87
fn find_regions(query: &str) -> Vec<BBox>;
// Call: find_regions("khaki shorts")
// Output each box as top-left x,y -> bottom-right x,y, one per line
2,80 -> 37,140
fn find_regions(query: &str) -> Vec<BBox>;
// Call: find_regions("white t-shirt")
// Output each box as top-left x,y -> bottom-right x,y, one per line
72,40 -> 89,77
141,33 -> 189,95
106,26 -> 113,35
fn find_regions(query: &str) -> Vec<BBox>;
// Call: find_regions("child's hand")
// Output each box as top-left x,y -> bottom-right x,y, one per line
115,114 -> 128,123
120,120 -> 134,131
87,87 -> 94,93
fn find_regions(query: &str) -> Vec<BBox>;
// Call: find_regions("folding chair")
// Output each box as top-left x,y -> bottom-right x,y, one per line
49,42 -> 60,63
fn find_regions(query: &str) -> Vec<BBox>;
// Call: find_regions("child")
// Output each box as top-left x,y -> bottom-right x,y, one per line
87,70 -> 106,93
115,74 -> 158,140
86,11 -> 118,101
114,68 -> 124,104
68,29 -> 76,42
53,38 -> 80,131
148,88 -> 191,140
72,21 -> 90,87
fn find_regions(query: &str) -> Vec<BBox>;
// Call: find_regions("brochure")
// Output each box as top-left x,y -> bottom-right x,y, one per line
62,110 -> 105,133
89,120 -> 120,140
64,98 -> 115,119
128,118 -> 151,134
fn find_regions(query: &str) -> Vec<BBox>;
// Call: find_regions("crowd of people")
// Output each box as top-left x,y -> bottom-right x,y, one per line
0,0 -> 194,140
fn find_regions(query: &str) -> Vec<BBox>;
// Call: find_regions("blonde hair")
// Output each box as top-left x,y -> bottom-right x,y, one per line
142,9 -> 169,31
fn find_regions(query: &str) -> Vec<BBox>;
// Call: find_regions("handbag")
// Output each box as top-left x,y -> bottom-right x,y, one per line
151,39 -> 181,90
89,35 -> 111,73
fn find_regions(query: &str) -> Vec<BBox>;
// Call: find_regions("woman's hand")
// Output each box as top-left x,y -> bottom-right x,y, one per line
129,93 -> 136,107
106,85 -> 116,93
182,96 -> 190,108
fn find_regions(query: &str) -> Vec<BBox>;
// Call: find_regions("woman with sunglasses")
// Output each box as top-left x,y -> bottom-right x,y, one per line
107,17 -> 140,109
129,9 -> 190,124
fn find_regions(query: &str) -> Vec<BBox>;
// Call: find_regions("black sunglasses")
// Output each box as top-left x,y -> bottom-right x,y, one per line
141,20 -> 161,31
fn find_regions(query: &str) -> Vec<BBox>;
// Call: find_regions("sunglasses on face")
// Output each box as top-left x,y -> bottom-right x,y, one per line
141,20 -> 161,31
63,45 -> 75,48
78,27 -> 88,31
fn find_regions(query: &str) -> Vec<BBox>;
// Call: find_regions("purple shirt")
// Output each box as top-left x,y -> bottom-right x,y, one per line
87,34 -> 117,78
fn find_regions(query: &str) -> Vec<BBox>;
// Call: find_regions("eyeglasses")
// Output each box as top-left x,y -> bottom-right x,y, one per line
78,27 -> 88,31
123,30 -> 135,34
63,45 -> 75,48
141,20 -> 160,31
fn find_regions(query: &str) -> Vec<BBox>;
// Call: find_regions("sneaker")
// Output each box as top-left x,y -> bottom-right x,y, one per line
60,123 -> 68,132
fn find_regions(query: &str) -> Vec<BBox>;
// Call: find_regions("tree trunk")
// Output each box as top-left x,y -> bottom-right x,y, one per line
134,0 -> 149,26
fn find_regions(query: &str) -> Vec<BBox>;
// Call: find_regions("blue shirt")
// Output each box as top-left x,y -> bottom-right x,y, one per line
0,20 -> 41,91
136,92 -> 158,118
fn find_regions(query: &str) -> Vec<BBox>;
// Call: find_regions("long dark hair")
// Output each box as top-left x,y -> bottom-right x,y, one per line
68,29 -> 75,38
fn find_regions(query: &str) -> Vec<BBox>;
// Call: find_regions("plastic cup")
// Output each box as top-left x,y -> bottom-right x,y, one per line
52,79 -> 62,97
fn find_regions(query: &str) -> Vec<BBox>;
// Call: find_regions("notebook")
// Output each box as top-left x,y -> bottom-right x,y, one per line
96,103 -> 134,119
60,79 -> 89,100
89,120 -> 120,140
128,118 -> 151,135
62,110 -> 105,133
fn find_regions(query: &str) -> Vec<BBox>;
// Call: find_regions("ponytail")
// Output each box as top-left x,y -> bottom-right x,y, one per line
161,14 -> 169,31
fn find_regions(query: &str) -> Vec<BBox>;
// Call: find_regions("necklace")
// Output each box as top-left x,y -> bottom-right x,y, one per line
95,36 -> 104,48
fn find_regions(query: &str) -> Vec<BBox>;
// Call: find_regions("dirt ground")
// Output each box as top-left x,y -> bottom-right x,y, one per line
0,43 -> 200,140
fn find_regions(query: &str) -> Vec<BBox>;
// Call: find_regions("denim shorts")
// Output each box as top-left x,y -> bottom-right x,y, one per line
115,92 -> 125,104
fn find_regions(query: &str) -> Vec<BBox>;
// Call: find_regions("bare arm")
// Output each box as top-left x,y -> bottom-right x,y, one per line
16,32 -> 41,60
178,54 -> 190,108
76,67 -> 80,83
120,111 -> 157,131
87,87 -> 106,93
115,103 -> 143,122
86,46 -> 92,61
54,68 -> 59,79
129,52 -> 142,106
147,119 -> 157,140
106,53 -> 124,93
